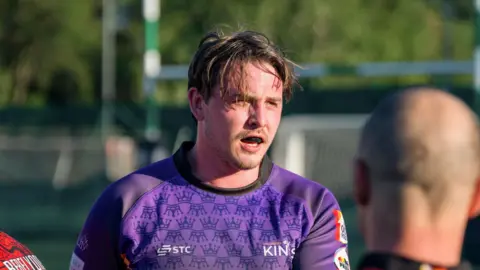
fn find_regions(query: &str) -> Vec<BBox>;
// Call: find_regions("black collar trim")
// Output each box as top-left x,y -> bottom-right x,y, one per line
358,253 -> 471,270
172,141 -> 273,196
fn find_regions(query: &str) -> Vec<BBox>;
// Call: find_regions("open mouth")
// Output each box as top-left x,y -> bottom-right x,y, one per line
240,136 -> 264,144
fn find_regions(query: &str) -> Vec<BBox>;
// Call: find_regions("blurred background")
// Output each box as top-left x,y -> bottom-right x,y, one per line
1,0 -> 480,269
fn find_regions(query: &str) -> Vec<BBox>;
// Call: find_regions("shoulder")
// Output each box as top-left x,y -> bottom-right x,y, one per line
0,231 -> 29,253
268,164 -> 341,218
94,156 -> 179,218
0,231 -> 45,268
269,164 -> 336,201
0,231 -> 31,253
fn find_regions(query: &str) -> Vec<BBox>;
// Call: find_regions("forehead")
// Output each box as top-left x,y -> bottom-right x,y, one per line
220,62 -> 283,98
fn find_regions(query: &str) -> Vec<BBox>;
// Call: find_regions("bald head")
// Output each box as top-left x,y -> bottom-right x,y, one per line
357,87 -> 480,214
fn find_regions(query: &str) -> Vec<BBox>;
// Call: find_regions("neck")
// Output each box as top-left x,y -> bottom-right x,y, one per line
188,138 -> 260,189
367,214 -> 466,267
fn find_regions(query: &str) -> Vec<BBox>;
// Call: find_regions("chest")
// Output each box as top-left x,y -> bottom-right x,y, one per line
120,187 -> 307,270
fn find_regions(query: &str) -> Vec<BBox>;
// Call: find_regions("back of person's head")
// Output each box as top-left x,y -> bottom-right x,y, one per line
354,87 -> 480,265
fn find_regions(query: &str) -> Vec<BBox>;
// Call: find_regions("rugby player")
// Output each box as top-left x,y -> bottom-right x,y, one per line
353,87 -> 480,270
0,231 -> 46,269
70,29 -> 349,270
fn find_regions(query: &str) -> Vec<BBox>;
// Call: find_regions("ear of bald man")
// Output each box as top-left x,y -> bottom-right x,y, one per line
354,87 -> 479,270
467,180 -> 480,218
354,159 -> 480,215
354,157 -> 480,244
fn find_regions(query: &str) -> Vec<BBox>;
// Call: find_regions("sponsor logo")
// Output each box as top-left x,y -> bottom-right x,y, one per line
333,209 -> 348,244
263,240 -> 296,258
156,245 -> 193,257
334,247 -> 350,270
2,255 -> 46,270
69,253 -> 85,270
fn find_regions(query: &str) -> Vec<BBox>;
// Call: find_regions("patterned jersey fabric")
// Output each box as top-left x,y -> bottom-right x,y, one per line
71,141 -> 349,270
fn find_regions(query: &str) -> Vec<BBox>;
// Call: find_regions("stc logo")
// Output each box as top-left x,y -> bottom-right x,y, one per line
156,245 -> 192,257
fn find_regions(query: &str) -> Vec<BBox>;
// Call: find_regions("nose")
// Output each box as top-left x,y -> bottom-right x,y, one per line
247,103 -> 267,129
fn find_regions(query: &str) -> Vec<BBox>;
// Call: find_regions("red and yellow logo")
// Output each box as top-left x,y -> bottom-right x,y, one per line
333,209 -> 348,244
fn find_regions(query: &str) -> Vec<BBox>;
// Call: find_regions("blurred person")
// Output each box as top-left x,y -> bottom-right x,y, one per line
70,29 -> 349,270
0,231 -> 46,269
353,87 -> 480,270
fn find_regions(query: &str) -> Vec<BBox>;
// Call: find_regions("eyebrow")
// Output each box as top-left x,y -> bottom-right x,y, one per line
266,96 -> 282,103
231,93 -> 282,103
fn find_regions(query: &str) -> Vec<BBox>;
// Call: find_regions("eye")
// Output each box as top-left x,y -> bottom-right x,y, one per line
234,99 -> 249,107
226,98 -> 249,108
267,101 -> 279,108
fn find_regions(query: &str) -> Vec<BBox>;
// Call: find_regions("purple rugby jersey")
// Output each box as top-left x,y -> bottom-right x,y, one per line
70,142 -> 349,270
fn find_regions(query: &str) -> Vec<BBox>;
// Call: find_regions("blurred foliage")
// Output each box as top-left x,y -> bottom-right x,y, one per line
0,0 -> 474,107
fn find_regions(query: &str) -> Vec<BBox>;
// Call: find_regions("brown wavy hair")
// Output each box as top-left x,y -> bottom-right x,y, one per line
187,29 -> 300,104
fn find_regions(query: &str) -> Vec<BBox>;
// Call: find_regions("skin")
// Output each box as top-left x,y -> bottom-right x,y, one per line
187,62 -> 283,189
354,88 -> 480,267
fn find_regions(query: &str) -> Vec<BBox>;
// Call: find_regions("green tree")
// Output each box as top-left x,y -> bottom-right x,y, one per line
0,0 -> 475,106
0,0 -> 100,106
147,0 -> 473,103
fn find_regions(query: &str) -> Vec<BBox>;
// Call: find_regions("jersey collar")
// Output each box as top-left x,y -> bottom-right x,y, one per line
172,141 -> 273,196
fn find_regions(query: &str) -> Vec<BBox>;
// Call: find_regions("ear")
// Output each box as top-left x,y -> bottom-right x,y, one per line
188,87 -> 205,122
468,178 -> 480,218
354,158 -> 370,207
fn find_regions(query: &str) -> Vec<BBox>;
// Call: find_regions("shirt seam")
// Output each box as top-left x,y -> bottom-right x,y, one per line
117,177 -> 173,266
314,190 -> 328,226
267,169 -> 316,242
119,177 -> 169,225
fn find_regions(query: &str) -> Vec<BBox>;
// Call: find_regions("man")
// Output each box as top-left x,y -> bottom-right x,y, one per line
353,87 -> 480,270
0,231 -> 46,269
70,30 -> 349,270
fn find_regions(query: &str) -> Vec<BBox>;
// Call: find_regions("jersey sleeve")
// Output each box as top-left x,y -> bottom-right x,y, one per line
292,190 -> 350,270
70,186 -> 124,270
69,172 -> 165,270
